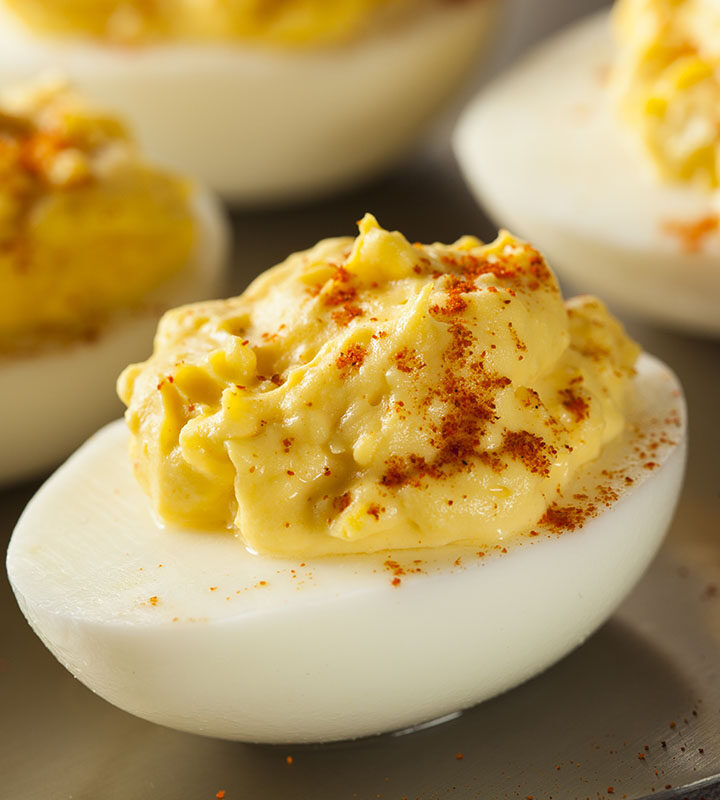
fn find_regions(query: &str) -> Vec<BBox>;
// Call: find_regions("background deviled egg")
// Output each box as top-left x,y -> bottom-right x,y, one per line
454,3 -> 720,336
0,77 -> 229,484
0,0 -> 501,203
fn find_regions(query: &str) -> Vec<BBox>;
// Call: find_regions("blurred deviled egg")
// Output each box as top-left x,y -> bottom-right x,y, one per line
454,0 -> 720,336
0,0 -> 501,203
7,217 -> 686,743
0,76 -> 228,484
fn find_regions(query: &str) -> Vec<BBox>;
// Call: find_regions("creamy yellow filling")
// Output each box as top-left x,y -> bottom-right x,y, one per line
5,0 -> 421,46
119,216 -> 639,558
613,0 -> 720,186
0,79 -> 195,352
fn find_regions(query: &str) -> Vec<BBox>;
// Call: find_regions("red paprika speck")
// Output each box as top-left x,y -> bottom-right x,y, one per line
560,386 -> 590,422
332,304 -> 362,327
333,492 -> 352,513
367,503 -> 384,520
392,577 -> 401,587
216,791 -> 226,799
336,344 -> 367,374
502,429 -> 552,476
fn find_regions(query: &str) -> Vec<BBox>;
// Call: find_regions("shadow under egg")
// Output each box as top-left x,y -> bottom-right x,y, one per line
218,617 -> 702,800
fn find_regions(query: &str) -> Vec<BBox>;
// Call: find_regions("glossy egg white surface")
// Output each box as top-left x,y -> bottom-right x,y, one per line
454,12 -> 720,337
0,1 -> 499,203
6,353 -> 686,744
0,188 -> 229,485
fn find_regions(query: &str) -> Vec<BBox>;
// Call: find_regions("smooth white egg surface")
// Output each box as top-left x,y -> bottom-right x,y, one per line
6,353 -> 685,744
0,1 -> 499,203
453,12 -> 720,337
0,188 -> 229,485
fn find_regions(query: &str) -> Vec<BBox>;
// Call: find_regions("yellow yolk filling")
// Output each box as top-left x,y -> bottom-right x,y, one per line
119,215 -> 639,558
0,79 -> 195,352
5,0 -> 421,47
613,0 -> 720,187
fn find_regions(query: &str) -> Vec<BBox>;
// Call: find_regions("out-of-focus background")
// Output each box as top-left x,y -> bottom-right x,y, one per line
495,0 -> 608,70
229,0 -> 616,282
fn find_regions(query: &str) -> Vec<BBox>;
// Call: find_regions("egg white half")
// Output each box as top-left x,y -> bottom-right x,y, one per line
0,0 -> 499,203
0,187 -> 229,485
454,12 -> 720,336
6,353 -> 686,743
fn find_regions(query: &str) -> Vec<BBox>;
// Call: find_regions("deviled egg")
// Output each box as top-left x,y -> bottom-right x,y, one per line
454,1 -> 720,336
0,0 -> 500,202
0,77 -> 228,484
7,218 -> 686,743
